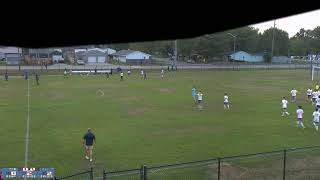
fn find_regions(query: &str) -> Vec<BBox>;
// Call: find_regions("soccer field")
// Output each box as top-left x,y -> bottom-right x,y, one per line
1,69 -> 320,176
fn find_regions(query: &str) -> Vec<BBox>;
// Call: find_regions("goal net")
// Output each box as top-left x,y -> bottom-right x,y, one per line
312,65 -> 320,81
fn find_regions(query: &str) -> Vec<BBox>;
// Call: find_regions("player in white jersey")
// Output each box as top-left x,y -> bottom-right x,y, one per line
161,69 -> 164,79
223,93 -> 230,110
313,108 -> 320,131
312,90 -> 318,105
307,88 -> 312,102
316,95 -> 320,108
296,106 -> 305,129
197,91 -> 203,111
281,97 -> 290,116
290,88 -> 298,103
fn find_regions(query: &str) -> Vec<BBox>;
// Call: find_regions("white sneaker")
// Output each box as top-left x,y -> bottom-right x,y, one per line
85,156 -> 89,160
90,159 -> 93,162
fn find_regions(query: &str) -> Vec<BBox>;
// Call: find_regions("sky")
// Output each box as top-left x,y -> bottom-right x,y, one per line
251,9 -> 320,37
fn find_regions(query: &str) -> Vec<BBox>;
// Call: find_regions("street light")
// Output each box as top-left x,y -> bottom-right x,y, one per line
227,33 -> 237,70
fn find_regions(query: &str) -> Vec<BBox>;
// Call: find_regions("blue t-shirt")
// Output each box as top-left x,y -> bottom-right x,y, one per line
192,88 -> 197,97
83,132 -> 96,146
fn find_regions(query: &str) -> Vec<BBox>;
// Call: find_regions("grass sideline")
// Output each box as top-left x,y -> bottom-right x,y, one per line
0,69 -> 319,176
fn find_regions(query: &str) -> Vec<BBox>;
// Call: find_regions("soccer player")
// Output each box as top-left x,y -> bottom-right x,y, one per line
4,72 -> 8,81
290,88 -> 298,103
143,71 -> 147,80
161,69 -> 164,79
192,86 -> 197,104
307,88 -> 313,102
224,93 -> 230,110
83,128 -> 96,162
313,108 -> 320,131
120,71 -> 124,81
127,69 -> 131,76
140,69 -> 144,78
316,95 -> 320,108
35,73 -> 39,85
281,97 -> 289,116
312,90 -> 318,105
296,106 -> 305,129
64,69 -> 68,78
24,71 -> 28,80
197,91 -> 203,111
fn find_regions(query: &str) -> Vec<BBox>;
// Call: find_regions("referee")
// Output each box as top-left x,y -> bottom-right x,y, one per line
83,128 -> 96,162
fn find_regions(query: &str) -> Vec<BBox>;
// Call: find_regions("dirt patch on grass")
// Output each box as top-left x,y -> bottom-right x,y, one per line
40,92 -> 65,100
206,156 -> 320,179
128,107 -> 150,116
159,88 -> 176,93
151,125 -> 227,136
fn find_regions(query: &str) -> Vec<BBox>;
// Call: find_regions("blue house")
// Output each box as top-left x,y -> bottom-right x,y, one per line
230,51 -> 264,63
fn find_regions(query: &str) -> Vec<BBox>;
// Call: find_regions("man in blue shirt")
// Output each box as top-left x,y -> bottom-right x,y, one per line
83,128 -> 96,162
192,86 -> 197,104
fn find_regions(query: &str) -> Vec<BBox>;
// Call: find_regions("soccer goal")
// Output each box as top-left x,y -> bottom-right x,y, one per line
312,65 -> 320,81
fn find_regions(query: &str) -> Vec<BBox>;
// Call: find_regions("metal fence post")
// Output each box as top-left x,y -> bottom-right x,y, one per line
103,169 -> 106,180
143,165 -> 147,180
140,165 -> 144,180
218,158 -> 221,180
283,149 -> 287,180
90,167 -> 93,180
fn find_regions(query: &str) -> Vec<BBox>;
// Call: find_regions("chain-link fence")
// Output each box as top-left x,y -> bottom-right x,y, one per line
87,145 -> 320,180
0,63 -> 311,73
54,168 -> 92,180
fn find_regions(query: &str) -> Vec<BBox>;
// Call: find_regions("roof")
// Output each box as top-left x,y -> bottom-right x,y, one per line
87,48 -> 116,53
231,51 -> 264,57
111,50 -> 151,57
0,47 -> 22,54
111,50 -> 136,56
86,50 -> 106,56
29,48 -> 53,54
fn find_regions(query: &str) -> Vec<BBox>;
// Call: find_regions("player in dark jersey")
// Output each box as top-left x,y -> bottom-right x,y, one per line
83,128 -> 96,162
35,73 -> 39,85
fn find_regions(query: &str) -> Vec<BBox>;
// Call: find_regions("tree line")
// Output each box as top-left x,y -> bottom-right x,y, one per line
104,26 -> 320,63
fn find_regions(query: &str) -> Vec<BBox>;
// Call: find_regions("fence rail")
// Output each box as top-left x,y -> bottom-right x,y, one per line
54,145 -> 320,180
0,63 -> 312,73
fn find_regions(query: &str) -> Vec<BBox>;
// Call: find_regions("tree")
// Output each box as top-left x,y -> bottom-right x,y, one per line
259,28 -> 289,58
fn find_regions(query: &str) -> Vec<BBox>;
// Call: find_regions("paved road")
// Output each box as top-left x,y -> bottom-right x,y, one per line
0,63 -> 310,71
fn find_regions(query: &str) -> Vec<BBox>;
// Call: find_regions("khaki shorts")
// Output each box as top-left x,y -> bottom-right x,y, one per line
85,145 -> 93,150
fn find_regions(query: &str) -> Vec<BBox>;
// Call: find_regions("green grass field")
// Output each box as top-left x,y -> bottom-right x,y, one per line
1,70 -> 319,177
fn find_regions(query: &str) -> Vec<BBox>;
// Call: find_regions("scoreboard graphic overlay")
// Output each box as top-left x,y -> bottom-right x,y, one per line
0,168 -> 55,178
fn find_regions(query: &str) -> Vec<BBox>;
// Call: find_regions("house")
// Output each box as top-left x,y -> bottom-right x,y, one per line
25,48 -> 53,65
229,51 -> 264,63
111,50 -> 152,64
87,48 -> 116,55
272,56 -> 291,63
0,47 -> 23,64
28,48 -> 53,58
50,50 -> 64,63
85,49 -> 107,64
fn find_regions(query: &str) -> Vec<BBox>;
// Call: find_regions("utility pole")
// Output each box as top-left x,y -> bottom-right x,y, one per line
271,20 -> 276,64
174,40 -> 177,67
228,33 -> 237,70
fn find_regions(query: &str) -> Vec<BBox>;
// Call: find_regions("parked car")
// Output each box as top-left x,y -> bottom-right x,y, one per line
77,60 -> 85,65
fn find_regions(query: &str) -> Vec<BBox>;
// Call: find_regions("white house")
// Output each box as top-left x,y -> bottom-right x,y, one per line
111,50 -> 151,64
87,48 -> 116,55
0,47 -> 23,64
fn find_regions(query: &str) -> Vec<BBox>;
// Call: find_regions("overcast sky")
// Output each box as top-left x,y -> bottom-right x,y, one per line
251,9 -> 320,37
